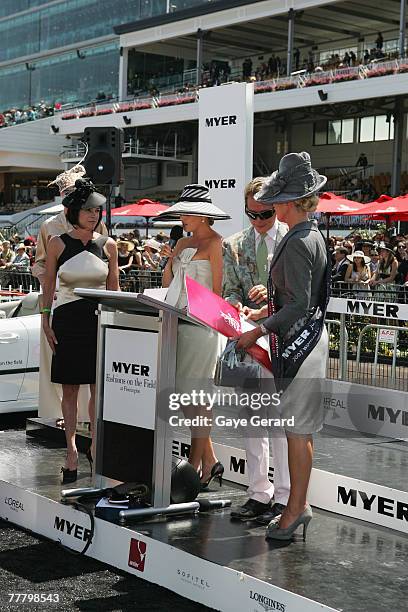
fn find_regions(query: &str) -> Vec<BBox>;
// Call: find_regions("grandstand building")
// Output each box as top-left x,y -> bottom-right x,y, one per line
1,0 -> 408,208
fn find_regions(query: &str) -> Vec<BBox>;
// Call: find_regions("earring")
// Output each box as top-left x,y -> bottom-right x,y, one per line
201,219 -> 205,223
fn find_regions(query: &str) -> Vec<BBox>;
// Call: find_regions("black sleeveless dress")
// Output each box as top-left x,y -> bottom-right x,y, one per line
51,233 -> 109,385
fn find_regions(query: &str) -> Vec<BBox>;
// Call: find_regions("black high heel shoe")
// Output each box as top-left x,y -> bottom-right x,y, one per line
61,467 -> 77,485
200,462 -> 224,490
86,447 -> 93,476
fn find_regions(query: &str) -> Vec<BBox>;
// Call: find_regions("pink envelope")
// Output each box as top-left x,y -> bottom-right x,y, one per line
185,275 -> 272,371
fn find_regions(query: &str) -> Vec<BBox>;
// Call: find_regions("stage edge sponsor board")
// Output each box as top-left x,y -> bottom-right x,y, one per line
0,478 -> 336,612
322,380 -> 408,441
173,435 -> 408,535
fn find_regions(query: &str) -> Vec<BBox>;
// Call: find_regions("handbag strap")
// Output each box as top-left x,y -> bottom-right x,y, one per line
220,340 -> 245,369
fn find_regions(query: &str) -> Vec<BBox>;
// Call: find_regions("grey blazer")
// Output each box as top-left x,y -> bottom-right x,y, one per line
263,220 -> 328,338
222,221 -> 288,309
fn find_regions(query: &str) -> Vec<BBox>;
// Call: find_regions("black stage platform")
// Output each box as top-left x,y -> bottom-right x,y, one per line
1,426 -> 408,611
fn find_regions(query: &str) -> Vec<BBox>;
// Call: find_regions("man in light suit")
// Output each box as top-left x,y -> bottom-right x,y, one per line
223,177 -> 290,523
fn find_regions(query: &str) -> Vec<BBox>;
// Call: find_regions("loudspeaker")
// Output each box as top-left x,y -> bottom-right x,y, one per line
83,126 -> 124,185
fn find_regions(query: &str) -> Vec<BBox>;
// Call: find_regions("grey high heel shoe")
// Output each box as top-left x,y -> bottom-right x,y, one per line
266,504 -> 313,541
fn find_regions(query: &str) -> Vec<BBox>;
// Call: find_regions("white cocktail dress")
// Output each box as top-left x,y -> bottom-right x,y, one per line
165,248 -> 224,392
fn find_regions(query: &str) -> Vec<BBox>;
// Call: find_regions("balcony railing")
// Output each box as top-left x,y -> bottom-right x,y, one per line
55,57 -> 408,124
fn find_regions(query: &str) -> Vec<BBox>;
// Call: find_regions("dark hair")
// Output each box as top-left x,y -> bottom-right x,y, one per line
64,178 -> 102,229
353,258 -> 367,272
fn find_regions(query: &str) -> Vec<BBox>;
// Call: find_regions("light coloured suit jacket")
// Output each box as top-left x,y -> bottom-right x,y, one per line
222,221 -> 288,309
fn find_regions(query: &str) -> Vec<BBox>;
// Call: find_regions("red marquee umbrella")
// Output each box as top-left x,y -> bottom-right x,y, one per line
317,192 -> 362,215
317,192 -> 362,241
354,194 -> 408,222
108,198 -> 170,237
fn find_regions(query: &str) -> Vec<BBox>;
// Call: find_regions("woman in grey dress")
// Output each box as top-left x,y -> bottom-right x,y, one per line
235,152 -> 330,540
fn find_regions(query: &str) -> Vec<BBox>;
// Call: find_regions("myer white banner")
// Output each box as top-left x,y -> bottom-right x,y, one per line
198,82 -> 254,236
328,297 -> 408,320
103,328 -> 158,430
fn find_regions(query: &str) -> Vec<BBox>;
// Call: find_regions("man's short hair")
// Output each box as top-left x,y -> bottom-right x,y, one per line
244,177 -> 266,205
336,247 -> 348,257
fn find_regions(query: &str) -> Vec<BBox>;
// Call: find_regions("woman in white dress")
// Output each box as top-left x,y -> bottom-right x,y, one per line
159,185 -> 230,488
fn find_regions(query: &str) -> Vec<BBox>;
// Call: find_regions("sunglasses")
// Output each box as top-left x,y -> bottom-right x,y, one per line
245,207 -> 274,221
398,245 -> 406,249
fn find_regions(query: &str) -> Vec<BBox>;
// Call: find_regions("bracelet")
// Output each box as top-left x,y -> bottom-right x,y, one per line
41,308 -> 52,314
259,323 -> 268,335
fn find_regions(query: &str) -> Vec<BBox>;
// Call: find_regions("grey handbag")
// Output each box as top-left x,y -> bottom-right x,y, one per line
214,340 -> 261,390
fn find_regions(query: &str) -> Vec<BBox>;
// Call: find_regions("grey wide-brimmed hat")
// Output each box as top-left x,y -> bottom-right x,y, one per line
157,184 -> 230,220
254,152 -> 327,205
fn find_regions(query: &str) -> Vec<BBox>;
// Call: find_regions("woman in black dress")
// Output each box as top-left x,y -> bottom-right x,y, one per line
42,178 -> 119,483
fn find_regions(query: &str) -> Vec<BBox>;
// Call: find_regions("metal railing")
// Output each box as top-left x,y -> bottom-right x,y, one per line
327,296 -> 408,391
331,282 -> 408,304
0,270 -> 40,293
119,269 -> 163,292
1,269 -> 407,391
55,56 -> 408,123
62,139 -> 181,162
356,324 -> 407,388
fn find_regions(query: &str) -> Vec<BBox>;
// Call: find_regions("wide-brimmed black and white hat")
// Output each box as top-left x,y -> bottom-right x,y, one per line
254,152 -> 327,205
157,184 -> 230,220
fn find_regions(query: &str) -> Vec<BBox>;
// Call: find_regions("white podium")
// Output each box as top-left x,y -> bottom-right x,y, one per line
73,288 -> 195,512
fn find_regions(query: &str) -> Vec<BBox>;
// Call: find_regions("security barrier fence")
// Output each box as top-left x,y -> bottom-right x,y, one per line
331,281 -> 408,304
1,270 -> 407,391
326,297 -> 408,392
0,269 -> 163,294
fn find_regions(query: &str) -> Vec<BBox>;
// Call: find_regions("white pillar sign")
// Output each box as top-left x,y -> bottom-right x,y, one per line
198,82 -> 254,237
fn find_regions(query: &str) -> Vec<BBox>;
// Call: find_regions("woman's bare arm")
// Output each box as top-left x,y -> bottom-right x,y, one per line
105,238 -> 120,291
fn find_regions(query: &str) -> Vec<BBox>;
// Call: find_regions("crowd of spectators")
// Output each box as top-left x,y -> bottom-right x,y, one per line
1,222 -> 408,302
329,230 -> 408,296
0,235 -> 36,272
0,228 -> 182,293
0,102 -> 58,129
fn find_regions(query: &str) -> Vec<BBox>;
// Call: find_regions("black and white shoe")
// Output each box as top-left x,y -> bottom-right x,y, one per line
255,503 -> 286,526
230,498 -> 271,521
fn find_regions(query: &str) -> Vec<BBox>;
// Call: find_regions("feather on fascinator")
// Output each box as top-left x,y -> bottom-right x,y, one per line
48,164 -> 86,197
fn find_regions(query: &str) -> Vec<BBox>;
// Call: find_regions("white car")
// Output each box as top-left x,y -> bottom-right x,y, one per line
0,292 -> 40,413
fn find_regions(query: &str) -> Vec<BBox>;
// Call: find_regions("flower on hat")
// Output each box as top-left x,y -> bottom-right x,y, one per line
263,171 -> 288,197
48,164 -> 86,197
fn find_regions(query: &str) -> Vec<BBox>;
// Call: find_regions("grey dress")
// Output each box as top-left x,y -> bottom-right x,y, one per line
263,220 -> 329,435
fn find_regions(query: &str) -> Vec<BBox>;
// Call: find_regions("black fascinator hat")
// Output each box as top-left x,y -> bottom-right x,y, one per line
64,177 -> 106,229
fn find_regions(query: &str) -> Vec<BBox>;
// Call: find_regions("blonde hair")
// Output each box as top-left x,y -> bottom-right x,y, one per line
244,177 -> 266,204
294,194 -> 319,212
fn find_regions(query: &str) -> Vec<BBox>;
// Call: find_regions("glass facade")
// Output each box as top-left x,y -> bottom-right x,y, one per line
0,43 -> 119,109
0,1 -> 49,19
0,0 -> 219,61
0,0 -> 220,109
